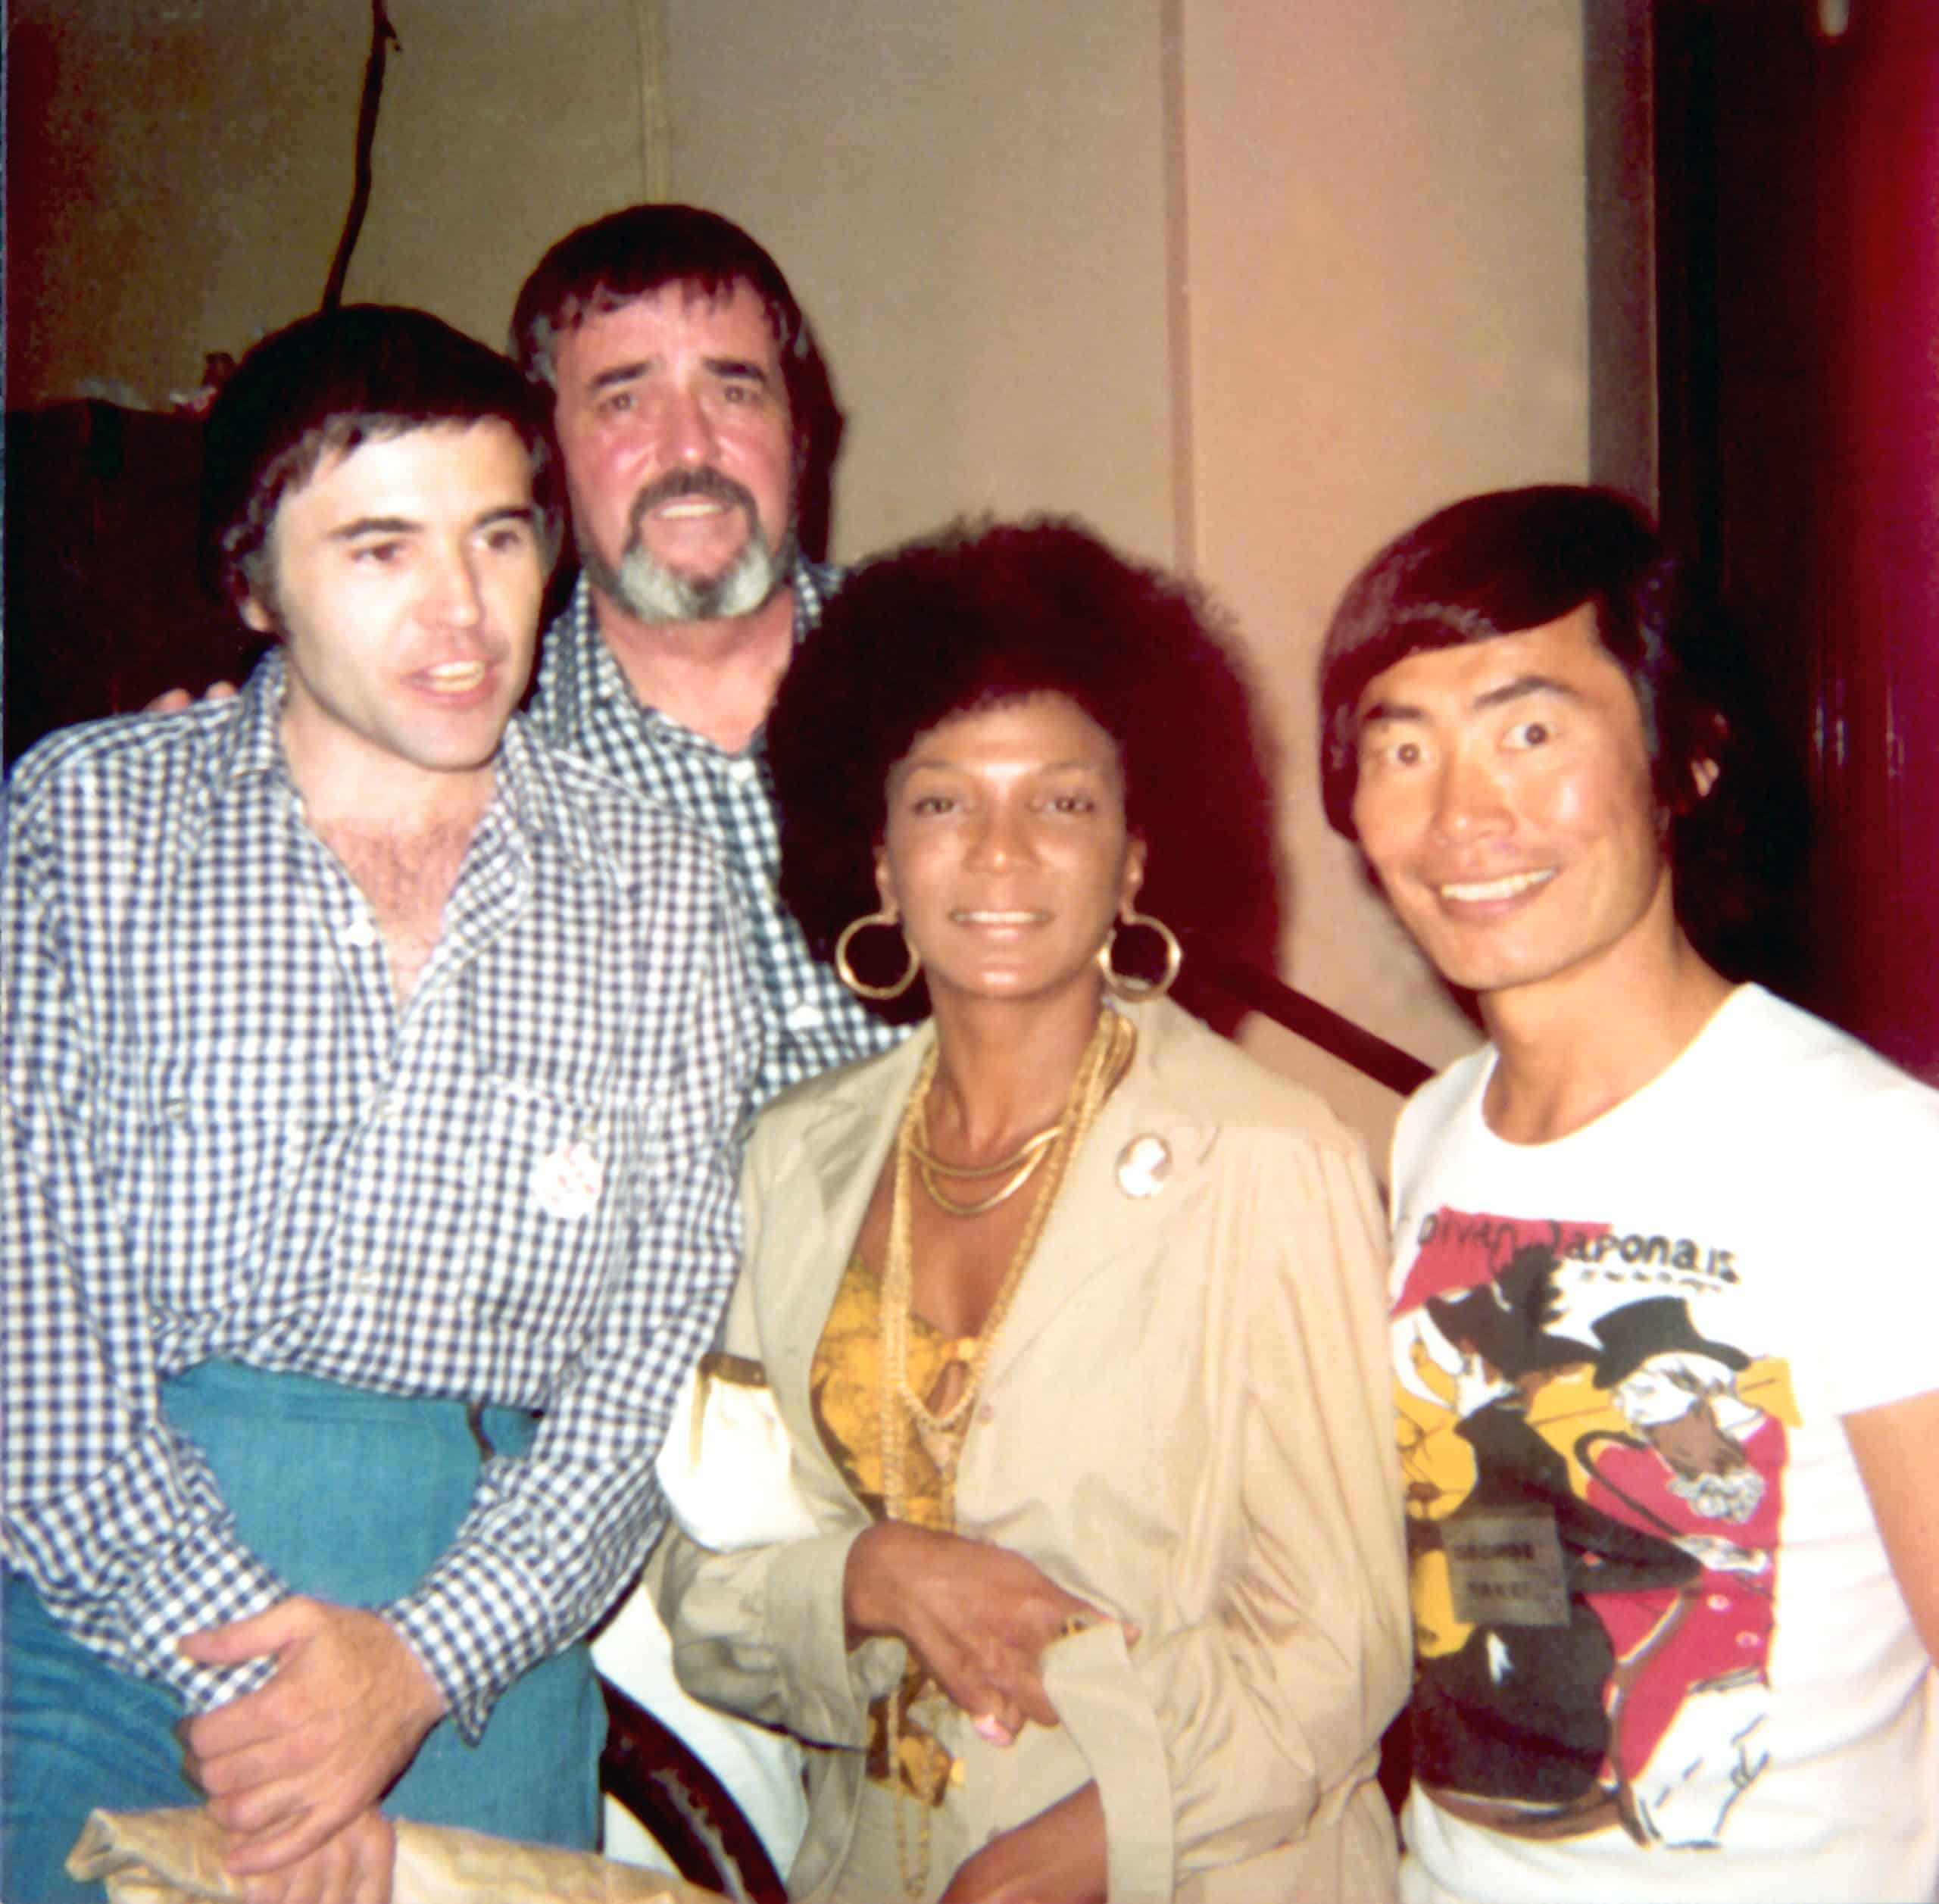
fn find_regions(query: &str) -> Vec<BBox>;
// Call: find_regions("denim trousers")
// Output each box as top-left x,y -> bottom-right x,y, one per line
2,1362 -> 601,1902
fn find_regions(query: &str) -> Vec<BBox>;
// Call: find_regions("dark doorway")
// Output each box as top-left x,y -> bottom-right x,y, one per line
1654,0 -> 1939,1083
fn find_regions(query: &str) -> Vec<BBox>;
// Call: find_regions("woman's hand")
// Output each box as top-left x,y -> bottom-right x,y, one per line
844,1523 -> 1130,1743
938,1783 -> 1107,1903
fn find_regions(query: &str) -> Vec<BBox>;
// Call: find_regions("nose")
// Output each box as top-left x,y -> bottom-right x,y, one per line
657,380 -> 720,468
966,798 -> 1035,867
425,542 -> 486,632
1429,744 -> 1511,842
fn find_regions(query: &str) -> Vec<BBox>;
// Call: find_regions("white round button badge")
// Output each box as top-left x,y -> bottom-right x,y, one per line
1115,1134 -> 1172,1199
532,1138 -> 604,1219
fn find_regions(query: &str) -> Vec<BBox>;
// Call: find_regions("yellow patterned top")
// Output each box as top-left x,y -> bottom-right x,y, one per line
810,1253 -> 962,1799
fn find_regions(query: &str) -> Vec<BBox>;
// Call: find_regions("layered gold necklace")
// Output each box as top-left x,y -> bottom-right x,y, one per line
876,1007 -> 1135,1898
904,1118 -> 1063,1218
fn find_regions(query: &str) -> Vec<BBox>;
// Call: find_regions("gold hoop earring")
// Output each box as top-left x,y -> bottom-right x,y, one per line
1095,909 -> 1182,1001
835,908 -> 921,1000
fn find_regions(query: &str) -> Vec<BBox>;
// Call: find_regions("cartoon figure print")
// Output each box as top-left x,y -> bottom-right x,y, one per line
1394,1210 -> 1793,1852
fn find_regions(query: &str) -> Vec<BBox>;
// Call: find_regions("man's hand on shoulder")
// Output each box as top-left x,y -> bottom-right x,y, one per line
145,681 -> 239,713
177,1597 -> 443,1878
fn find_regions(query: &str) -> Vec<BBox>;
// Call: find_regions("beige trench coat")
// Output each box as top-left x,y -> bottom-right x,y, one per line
655,997 -> 1410,1902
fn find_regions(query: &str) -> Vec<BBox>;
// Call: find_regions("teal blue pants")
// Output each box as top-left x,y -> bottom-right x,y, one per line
2,1362 -> 601,1902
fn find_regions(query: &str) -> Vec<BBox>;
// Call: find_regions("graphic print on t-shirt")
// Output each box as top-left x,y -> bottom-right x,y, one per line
1392,1206 -> 1799,1852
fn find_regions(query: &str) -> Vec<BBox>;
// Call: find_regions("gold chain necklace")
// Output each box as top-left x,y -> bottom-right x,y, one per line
904,1118 -> 1063,1218
878,1008 -> 1134,1899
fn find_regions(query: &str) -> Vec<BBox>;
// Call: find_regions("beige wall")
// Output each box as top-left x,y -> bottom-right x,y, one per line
1179,0 -> 1591,1147
661,1 -> 1591,1152
5,0 -> 647,409
8,1 -> 1613,1153
658,0 -> 1179,570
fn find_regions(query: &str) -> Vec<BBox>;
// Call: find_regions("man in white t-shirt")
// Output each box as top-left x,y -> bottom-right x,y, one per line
1316,485 -> 1939,1902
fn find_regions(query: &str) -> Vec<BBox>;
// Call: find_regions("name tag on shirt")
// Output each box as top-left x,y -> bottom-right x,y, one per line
1444,1504 -> 1569,1627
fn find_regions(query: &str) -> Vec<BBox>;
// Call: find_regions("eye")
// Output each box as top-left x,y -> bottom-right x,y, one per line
351,540 -> 407,566
1047,792 -> 1097,815
597,389 -> 637,418
909,793 -> 956,816
481,521 -> 535,555
1505,719 -> 1553,750
1360,730 -> 1424,770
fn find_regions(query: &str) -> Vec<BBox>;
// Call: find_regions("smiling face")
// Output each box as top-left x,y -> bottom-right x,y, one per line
875,693 -> 1145,1013
548,280 -> 795,625
1350,607 -> 1681,1016
242,420 -> 544,793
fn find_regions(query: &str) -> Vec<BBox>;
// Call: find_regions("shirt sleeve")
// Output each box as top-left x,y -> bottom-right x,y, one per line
2,782 -> 289,1713
381,866 -> 761,1739
1800,1063 -> 1939,1421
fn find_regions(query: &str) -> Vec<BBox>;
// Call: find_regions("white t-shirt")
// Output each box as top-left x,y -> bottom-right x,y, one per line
1388,985 -> 1939,1904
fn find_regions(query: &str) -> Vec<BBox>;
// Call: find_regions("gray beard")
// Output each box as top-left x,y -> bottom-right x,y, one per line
605,525 -> 794,623
579,473 -> 797,625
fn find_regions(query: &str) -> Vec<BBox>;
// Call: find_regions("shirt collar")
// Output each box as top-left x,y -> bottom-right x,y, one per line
206,648 -> 589,872
196,648 -> 293,801
489,715 -> 599,872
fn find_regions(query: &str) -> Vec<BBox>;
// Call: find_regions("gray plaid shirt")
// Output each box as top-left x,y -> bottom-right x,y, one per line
526,568 -> 903,1116
1,653 -> 756,1738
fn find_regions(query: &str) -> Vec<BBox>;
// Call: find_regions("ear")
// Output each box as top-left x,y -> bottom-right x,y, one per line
1119,835 -> 1148,919
872,844 -> 898,921
239,594 -> 273,635
1691,757 -> 1721,800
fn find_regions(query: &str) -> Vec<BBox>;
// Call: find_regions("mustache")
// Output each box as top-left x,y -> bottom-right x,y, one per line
628,467 -> 761,538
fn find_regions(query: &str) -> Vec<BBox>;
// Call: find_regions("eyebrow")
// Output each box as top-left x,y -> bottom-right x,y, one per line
327,515 -> 421,542
899,754 -> 1110,774
586,355 -> 773,392
1360,671 -> 1587,726
327,502 -> 536,543
1470,672 -> 1586,713
588,359 -> 654,394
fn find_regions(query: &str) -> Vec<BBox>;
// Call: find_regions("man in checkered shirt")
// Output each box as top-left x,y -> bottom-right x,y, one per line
507,201 -> 907,1884
511,204 -> 904,1112
1,307 -> 756,1899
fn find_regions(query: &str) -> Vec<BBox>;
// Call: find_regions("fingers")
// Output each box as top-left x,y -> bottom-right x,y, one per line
849,1525 -> 1141,1743
175,1601 -> 436,1877
1007,1675 -> 1061,1734
233,1809 -> 394,1904
143,682 -> 240,715
957,1600 -> 1144,1741
181,1597 -> 318,1669
181,1681 -> 300,1777
199,1753 -> 326,1837
221,1798 -> 347,1879
191,1724 -> 327,1807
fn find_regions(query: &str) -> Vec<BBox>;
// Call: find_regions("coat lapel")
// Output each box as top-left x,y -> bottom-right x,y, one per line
755,1004 -> 1221,1404
981,1001 -> 1219,1387
757,1023 -> 934,1405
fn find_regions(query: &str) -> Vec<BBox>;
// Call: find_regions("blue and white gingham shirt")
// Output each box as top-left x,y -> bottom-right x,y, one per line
1,652 -> 757,1739
527,567 -> 902,1114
